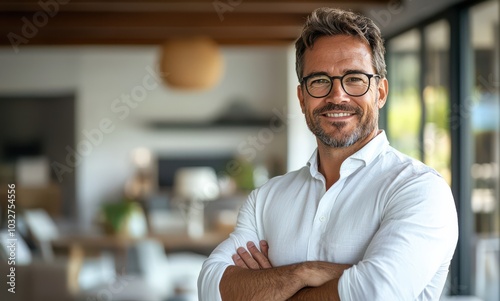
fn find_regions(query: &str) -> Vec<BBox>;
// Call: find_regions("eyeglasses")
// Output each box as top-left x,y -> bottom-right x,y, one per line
301,72 -> 380,98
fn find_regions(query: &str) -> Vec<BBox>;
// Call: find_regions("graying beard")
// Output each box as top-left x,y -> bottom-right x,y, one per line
313,121 -> 363,148
305,93 -> 380,149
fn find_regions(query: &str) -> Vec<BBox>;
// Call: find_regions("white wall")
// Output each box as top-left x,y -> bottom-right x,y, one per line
0,45 -> 289,228
286,45 -> 316,172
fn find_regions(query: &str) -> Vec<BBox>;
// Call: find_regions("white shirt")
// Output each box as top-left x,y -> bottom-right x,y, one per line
198,131 -> 458,301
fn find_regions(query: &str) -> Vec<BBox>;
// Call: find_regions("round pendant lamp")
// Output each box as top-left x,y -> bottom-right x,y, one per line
160,36 -> 224,90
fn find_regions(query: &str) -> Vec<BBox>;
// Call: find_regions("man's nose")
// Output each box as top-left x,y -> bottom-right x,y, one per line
325,78 -> 350,103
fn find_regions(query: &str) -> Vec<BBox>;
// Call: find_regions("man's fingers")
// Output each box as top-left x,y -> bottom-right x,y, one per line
259,240 -> 269,258
247,241 -> 272,269
237,247 -> 261,269
232,254 -> 248,269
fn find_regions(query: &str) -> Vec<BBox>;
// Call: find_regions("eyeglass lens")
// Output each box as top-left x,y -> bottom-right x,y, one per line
305,73 -> 371,97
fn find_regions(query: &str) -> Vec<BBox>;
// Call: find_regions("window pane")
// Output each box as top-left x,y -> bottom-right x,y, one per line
387,30 -> 422,159
423,20 -> 451,184
470,1 -> 500,301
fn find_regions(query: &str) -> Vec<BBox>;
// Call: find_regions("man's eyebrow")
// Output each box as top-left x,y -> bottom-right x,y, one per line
303,71 -> 329,78
304,69 -> 371,78
342,69 -> 370,74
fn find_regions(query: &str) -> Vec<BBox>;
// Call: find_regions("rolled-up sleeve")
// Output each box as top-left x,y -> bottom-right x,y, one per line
338,173 -> 458,300
198,190 -> 262,301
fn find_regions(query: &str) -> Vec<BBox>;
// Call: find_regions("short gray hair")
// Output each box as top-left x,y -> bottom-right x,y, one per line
295,8 -> 387,81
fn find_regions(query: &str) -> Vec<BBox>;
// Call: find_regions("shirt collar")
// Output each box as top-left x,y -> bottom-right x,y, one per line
349,130 -> 390,165
306,130 -> 390,178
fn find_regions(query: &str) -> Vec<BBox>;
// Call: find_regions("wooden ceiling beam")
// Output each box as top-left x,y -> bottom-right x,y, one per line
0,0 -> 389,46
1,0 -> 388,13
0,12 -> 308,27
0,26 -> 303,44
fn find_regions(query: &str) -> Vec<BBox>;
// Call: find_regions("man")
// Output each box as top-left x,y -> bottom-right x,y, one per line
198,7 -> 458,301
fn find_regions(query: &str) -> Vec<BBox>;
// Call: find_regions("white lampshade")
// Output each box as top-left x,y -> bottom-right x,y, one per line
173,167 -> 220,202
160,36 -> 224,90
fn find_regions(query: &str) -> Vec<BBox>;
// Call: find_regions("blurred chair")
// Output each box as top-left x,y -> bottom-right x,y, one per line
0,230 -> 110,301
23,208 -> 118,293
23,208 -> 60,261
0,209 -> 117,301
136,240 -> 207,299
81,238 -> 206,301
21,208 -> 206,301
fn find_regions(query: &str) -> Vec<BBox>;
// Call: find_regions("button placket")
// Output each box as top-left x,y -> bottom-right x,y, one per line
307,178 -> 346,259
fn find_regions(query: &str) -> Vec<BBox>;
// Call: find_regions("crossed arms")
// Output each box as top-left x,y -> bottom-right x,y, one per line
198,174 -> 458,301
220,240 -> 352,301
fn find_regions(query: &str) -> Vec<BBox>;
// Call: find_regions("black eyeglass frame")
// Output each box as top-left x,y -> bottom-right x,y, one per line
300,72 -> 381,98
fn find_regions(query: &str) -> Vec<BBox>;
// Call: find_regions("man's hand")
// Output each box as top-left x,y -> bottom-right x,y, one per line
222,241 -> 303,300
222,241 -> 351,301
232,240 -> 272,269
231,241 -> 347,287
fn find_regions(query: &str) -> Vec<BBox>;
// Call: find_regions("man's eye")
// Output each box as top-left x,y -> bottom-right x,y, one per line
310,78 -> 330,85
344,75 -> 367,84
345,76 -> 363,82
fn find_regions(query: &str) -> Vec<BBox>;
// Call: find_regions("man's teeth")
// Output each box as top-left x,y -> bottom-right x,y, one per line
325,112 -> 352,117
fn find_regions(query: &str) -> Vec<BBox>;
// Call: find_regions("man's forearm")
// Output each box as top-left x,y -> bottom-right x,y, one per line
220,264 -> 305,301
220,260 -> 351,301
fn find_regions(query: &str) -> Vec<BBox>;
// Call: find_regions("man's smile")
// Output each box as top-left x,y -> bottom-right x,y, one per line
323,112 -> 355,118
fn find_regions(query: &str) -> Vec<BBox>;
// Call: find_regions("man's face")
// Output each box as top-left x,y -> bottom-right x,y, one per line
298,35 -> 388,148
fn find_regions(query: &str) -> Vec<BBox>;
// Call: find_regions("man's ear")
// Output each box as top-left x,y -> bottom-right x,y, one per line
377,77 -> 389,109
297,84 -> 306,114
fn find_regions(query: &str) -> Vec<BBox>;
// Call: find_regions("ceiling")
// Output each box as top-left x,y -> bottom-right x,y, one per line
0,0 -> 390,46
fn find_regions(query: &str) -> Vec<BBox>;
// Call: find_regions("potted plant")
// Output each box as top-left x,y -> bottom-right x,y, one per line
100,199 -> 148,238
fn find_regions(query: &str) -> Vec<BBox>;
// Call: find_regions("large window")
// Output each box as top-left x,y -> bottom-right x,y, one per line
423,20 -> 451,184
469,1 -> 499,300
387,30 -> 421,160
386,1 -> 499,300
387,21 -> 452,183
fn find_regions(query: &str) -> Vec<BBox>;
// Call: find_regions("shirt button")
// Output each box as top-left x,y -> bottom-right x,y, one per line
319,216 -> 326,222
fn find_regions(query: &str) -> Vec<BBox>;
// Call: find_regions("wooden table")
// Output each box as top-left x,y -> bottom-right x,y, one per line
53,229 -> 231,257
